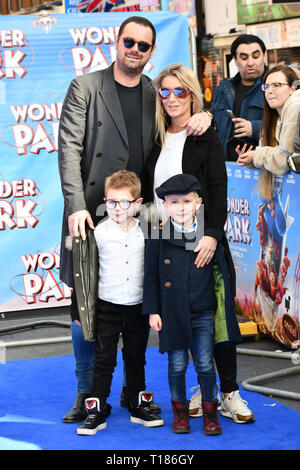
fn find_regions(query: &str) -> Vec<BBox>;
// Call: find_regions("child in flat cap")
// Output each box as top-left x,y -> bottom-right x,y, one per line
143,173 -> 222,436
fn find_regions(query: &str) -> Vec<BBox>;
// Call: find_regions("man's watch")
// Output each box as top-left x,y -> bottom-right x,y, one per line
204,111 -> 213,120
203,110 -> 217,131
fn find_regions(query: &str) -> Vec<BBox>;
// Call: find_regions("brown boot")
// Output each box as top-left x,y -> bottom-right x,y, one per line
202,401 -> 222,435
171,400 -> 191,434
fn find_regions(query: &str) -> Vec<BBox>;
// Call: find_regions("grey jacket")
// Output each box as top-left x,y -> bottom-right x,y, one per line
72,229 -> 98,341
58,64 -> 156,287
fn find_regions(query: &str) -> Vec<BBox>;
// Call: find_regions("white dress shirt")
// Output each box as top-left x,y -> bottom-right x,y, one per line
94,217 -> 145,305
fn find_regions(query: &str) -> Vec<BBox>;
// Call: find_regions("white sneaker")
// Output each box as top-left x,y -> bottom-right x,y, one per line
189,385 -> 221,418
221,390 -> 255,424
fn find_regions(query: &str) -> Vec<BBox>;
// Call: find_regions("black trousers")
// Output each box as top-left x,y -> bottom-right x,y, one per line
214,342 -> 239,394
91,299 -> 149,406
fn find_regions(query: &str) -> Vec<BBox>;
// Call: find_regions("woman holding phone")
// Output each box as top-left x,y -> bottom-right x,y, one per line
236,64 -> 300,199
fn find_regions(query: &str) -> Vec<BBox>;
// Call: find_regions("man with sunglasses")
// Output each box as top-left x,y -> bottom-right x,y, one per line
58,15 -> 211,424
211,34 -> 267,162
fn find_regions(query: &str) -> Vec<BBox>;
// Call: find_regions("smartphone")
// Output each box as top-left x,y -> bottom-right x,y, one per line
227,136 -> 256,150
226,109 -> 235,119
288,154 -> 300,173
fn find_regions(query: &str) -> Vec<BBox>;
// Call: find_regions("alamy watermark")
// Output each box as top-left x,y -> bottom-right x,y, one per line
96,201 -> 205,250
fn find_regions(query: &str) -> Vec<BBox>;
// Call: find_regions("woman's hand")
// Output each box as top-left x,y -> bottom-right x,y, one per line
149,314 -> 162,332
236,143 -> 254,166
183,111 -> 212,136
194,236 -> 218,268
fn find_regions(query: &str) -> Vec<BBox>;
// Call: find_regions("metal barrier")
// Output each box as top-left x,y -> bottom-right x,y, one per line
237,347 -> 300,401
0,320 -> 71,348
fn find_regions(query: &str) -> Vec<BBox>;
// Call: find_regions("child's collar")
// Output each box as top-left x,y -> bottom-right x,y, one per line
171,215 -> 197,234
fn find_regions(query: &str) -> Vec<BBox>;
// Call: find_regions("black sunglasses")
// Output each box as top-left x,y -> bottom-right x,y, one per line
123,37 -> 152,53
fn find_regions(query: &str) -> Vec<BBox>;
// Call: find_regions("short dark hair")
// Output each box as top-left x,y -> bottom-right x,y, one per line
230,34 -> 266,57
277,57 -> 291,65
118,16 -> 156,45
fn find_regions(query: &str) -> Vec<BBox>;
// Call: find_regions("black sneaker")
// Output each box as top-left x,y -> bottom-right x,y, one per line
77,398 -> 111,435
121,386 -> 162,414
130,391 -> 164,428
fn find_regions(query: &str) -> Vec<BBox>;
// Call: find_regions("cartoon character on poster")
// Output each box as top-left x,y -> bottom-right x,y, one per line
254,188 -> 294,331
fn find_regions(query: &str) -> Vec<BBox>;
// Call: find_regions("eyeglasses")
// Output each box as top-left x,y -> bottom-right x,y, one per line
104,198 -> 138,210
158,87 -> 190,100
262,82 -> 289,92
122,37 -> 152,53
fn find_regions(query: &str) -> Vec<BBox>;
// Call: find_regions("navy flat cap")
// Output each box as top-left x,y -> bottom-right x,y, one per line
155,173 -> 202,200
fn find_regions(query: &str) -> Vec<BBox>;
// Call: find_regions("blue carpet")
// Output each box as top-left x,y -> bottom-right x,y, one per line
0,348 -> 299,451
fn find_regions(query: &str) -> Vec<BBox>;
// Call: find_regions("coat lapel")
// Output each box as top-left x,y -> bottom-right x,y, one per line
99,64 -> 128,147
141,75 -> 155,161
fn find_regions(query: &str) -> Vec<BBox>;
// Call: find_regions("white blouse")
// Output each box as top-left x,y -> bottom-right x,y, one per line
153,130 -> 186,218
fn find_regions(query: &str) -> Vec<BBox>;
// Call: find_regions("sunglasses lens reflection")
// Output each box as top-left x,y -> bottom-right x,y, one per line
158,88 -> 188,99
123,38 -> 151,53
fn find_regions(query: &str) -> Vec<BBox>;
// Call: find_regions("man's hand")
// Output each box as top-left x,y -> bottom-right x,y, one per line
194,236 -> 218,268
149,314 -> 162,332
68,209 -> 94,240
183,111 -> 212,136
233,118 -> 253,138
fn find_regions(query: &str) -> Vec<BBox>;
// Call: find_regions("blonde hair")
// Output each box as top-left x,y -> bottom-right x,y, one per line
104,170 -> 141,199
153,63 -> 203,145
258,170 -> 274,200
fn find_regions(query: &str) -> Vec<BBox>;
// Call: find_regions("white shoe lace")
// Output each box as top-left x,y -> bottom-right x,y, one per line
227,391 -> 251,416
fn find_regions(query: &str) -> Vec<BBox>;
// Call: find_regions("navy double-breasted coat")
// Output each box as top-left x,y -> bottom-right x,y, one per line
142,126 -> 243,352
143,222 -> 242,353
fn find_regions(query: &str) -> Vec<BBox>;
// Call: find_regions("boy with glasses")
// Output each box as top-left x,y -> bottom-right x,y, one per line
77,170 -> 163,435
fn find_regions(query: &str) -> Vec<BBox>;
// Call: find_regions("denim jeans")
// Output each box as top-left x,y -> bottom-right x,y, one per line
168,311 -> 217,404
71,321 -> 95,394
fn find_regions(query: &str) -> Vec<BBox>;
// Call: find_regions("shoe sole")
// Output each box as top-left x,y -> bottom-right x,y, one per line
221,409 -> 255,424
173,428 -> 191,434
130,416 -> 164,427
189,408 -> 203,417
204,429 -> 223,435
77,422 -> 107,435
63,415 -> 87,423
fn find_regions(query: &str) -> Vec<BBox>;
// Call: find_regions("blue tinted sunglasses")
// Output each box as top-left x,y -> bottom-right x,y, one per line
158,87 -> 190,100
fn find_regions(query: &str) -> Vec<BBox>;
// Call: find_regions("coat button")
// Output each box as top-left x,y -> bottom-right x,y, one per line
164,259 -> 171,264
96,152 -> 102,158
164,282 -> 172,288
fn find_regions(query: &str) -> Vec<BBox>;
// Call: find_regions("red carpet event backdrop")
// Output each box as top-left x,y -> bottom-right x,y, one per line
0,11 -> 190,312
0,12 -> 299,349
